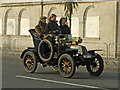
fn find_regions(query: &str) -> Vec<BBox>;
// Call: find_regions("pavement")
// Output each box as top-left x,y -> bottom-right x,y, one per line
1,53 -> 119,89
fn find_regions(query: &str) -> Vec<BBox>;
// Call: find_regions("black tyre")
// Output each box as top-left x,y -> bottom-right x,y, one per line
51,66 -> 59,72
23,51 -> 37,73
58,54 -> 76,78
86,54 -> 104,76
38,39 -> 54,62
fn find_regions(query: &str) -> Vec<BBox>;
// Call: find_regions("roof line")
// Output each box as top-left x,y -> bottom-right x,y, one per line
0,0 -> 119,7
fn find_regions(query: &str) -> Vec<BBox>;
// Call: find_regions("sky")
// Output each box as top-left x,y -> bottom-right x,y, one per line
0,0 -> 119,3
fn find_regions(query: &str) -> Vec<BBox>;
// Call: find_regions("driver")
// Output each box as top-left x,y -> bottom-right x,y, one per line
47,14 -> 60,33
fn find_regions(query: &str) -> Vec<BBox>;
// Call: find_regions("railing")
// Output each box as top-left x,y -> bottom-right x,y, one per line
0,37 -> 33,55
13,38 -> 33,53
82,42 -> 109,62
0,37 -> 15,52
0,37 -> 119,63
109,43 -> 120,59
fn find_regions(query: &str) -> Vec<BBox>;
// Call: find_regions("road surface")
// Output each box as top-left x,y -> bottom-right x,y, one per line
1,58 -> 119,89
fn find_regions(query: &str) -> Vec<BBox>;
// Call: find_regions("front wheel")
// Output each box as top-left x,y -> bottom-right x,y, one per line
86,54 -> 104,76
23,51 -> 37,73
58,54 -> 76,78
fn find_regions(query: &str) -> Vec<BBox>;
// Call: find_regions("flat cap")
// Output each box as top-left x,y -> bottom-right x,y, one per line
40,16 -> 47,20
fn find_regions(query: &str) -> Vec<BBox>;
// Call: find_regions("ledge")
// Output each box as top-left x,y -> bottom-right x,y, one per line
82,37 -> 101,41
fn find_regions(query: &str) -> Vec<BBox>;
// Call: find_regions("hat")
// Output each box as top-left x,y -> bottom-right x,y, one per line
40,16 -> 47,21
61,16 -> 66,19
59,16 -> 67,25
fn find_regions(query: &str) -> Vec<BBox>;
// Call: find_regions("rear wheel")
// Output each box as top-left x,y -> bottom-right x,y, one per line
58,54 -> 76,78
23,51 -> 37,73
86,54 -> 104,76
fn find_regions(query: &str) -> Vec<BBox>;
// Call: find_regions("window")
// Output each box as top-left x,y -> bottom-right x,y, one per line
85,16 -> 99,38
20,18 -> 30,35
7,19 -> 15,35
0,19 -> 2,35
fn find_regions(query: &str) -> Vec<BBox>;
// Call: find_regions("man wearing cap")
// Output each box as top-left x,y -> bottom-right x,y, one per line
35,16 -> 47,37
34,16 -> 48,67
34,16 -> 47,53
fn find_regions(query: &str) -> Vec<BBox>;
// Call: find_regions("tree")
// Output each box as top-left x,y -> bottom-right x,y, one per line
64,2 -> 78,29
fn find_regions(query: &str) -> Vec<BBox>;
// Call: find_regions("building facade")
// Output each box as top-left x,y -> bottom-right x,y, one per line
0,1 -> 120,58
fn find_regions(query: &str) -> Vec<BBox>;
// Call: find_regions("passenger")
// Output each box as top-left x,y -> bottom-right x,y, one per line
35,16 -> 47,39
34,16 -> 48,67
59,17 -> 70,34
34,16 -> 47,52
47,14 -> 60,33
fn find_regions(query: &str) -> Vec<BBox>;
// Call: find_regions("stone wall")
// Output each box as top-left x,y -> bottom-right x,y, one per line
117,2 -> 120,57
0,1 -> 118,57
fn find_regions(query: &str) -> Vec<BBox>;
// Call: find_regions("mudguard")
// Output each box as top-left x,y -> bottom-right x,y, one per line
20,47 -> 35,59
20,47 -> 44,63
88,50 -> 102,55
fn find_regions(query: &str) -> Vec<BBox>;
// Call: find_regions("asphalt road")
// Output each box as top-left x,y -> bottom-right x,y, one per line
2,58 -> 119,89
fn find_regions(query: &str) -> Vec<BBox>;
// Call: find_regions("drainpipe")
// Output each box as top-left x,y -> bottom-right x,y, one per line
115,2 -> 119,58
41,0 -> 43,17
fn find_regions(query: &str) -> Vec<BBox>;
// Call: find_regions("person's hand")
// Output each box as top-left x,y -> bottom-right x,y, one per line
36,33 -> 41,37
78,37 -> 82,43
43,34 -> 47,38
